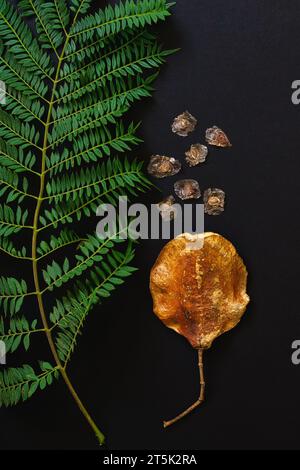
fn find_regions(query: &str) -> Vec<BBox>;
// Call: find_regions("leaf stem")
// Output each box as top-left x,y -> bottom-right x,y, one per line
0,54 -> 50,104
59,368 -> 104,445
53,52 -> 163,104
36,171 -> 146,232
44,131 -> 136,174
57,30 -> 145,83
0,291 -> 37,300
2,367 -> 59,393
49,81 -> 147,125
0,178 -> 38,200
69,9 -> 166,38
0,327 -> 45,340
0,12 -> 54,81
42,169 -> 138,201
28,0 -> 60,60
40,226 -> 127,295
163,348 -> 205,428
50,247 -> 128,333
45,107 -> 125,150
31,12 -> 105,445
0,246 -> 33,260
36,237 -> 87,261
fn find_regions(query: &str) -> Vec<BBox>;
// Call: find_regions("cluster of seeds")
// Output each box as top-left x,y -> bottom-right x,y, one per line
147,111 -> 231,217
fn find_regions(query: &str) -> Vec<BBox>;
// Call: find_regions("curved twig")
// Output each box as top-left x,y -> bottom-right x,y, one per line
163,348 -> 205,428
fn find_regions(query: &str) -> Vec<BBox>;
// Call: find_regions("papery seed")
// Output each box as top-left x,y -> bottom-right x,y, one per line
174,179 -> 201,200
205,126 -> 232,147
185,144 -> 208,166
147,155 -> 181,179
171,111 -> 197,137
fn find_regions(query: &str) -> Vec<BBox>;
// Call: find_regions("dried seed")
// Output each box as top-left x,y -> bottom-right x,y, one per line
157,195 -> 177,221
171,111 -> 197,137
174,179 -> 201,200
147,155 -> 181,179
185,144 -> 208,167
205,126 -> 232,147
204,188 -> 225,215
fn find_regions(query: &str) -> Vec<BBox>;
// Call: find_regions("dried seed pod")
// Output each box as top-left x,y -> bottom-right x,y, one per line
185,144 -> 208,167
147,155 -> 181,179
157,195 -> 177,221
171,111 -> 197,137
205,126 -> 232,147
204,188 -> 226,215
150,232 -> 249,427
174,179 -> 201,200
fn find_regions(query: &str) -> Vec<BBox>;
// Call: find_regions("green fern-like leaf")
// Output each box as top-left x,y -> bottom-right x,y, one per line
0,0 -> 175,446
0,276 -> 28,315
0,363 -> 59,406
0,0 -> 54,77
0,316 -> 40,352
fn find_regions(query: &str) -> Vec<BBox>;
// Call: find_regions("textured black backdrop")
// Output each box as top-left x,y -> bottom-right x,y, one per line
1,0 -> 300,450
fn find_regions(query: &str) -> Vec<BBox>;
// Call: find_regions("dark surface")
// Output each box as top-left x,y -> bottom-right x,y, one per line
2,0 -> 300,450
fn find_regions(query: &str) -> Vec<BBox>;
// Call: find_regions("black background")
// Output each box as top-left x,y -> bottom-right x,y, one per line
1,0 -> 300,450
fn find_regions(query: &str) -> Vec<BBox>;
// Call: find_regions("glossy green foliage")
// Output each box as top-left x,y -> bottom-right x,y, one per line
0,0 -> 174,442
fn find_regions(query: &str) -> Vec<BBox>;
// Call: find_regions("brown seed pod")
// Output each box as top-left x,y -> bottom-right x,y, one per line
185,144 -> 208,167
205,126 -> 232,147
150,232 -> 249,427
174,179 -> 201,200
204,188 -> 226,215
171,111 -> 197,137
147,155 -> 181,179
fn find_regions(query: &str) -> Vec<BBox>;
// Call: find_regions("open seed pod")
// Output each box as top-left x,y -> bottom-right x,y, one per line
150,232 -> 249,427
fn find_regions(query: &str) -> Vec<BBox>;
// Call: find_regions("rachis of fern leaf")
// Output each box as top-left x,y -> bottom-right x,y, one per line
0,0 -> 175,445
